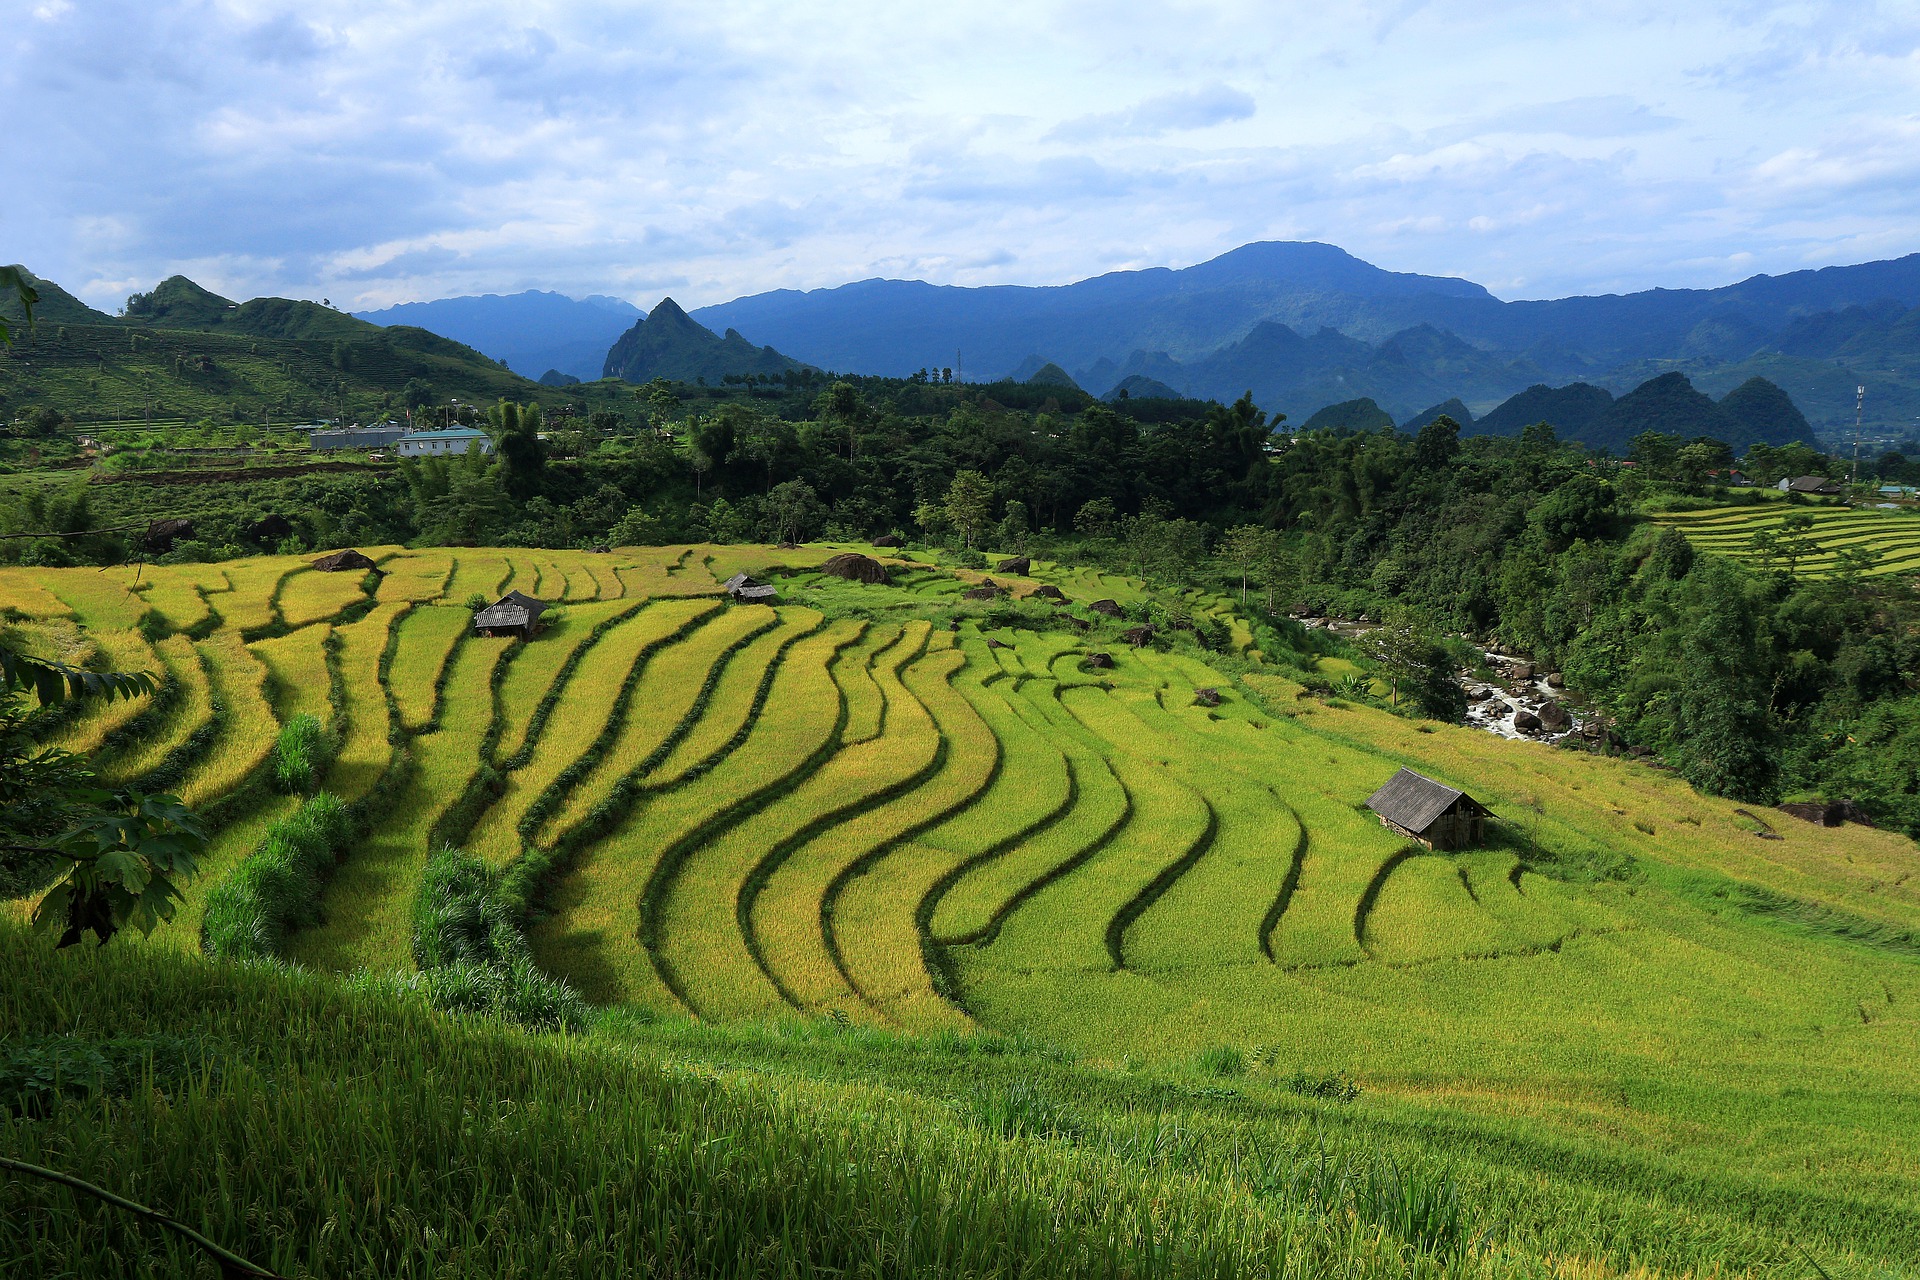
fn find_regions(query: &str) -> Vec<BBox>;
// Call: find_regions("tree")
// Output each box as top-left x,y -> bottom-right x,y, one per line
763,479 -> 824,544
1412,415 -> 1461,470
1364,610 -> 1464,720
489,399 -> 547,501
1219,525 -> 1273,604
944,470 -> 993,549
1,644 -> 207,947
1073,497 -> 1118,539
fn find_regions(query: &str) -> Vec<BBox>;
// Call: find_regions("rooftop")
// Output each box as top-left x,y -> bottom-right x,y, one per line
1364,768 -> 1486,833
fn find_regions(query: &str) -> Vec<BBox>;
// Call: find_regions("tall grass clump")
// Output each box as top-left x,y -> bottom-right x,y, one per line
199,793 -> 352,960
271,712 -> 328,794
402,847 -> 585,1031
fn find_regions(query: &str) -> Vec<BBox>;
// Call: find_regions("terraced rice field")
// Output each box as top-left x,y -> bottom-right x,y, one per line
1654,503 -> 1920,577
13,541 -> 1920,1217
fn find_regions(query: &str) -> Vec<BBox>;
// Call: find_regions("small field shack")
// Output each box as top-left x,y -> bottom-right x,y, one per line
722,572 -> 778,603
473,590 -> 550,639
1364,768 -> 1490,850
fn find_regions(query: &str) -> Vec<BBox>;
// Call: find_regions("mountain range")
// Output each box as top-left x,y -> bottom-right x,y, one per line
685,241 -> 1920,439
356,291 -> 643,382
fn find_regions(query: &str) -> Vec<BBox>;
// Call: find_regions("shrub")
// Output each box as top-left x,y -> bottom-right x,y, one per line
201,792 -> 353,960
407,848 -> 586,1032
272,712 -> 328,794
1195,1045 -> 1246,1078
1282,1069 -> 1360,1102
0,1034 -> 214,1119
462,592 -> 489,611
963,1077 -> 1080,1140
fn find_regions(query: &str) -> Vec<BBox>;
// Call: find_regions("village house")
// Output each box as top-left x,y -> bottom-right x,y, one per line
1364,768 -> 1491,851
395,427 -> 494,457
472,590 -> 549,638
310,424 -> 408,452
1778,475 -> 1843,496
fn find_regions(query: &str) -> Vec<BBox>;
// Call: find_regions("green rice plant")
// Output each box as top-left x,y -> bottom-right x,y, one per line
135,564 -> 223,633
387,604 -> 470,731
444,554 -> 512,603
960,1076 -> 1081,1140
374,550 -> 457,603
247,622 -> 333,724
321,601 -> 404,801
41,628 -> 159,756
290,636 -> 520,973
835,623 -> 903,744
218,557 -> 305,633
1194,1044 -> 1246,1078
94,634 -> 208,784
0,567 -> 78,619
272,713 -> 328,794
199,791 -> 354,959
276,566 -> 374,628
487,599 -> 634,764
532,612 -> 837,1008
1281,1069 -> 1361,1102
659,624 -> 938,1019
176,630 -> 278,811
464,600 -> 712,866
533,606 -> 778,850
400,847 -> 585,1031
974,732 -> 1208,975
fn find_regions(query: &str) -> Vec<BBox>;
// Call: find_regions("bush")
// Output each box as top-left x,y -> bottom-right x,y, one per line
1195,1045 -> 1246,1078
407,848 -> 585,1032
0,1034 -> 213,1119
272,713 -> 327,794
1282,1069 -> 1360,1102
201,792 -> 353,960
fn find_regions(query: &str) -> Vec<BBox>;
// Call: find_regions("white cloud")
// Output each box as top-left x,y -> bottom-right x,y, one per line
2,0 -> 1916,313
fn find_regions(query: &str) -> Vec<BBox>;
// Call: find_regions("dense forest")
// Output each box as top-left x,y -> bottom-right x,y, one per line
5,366 -> 1919,836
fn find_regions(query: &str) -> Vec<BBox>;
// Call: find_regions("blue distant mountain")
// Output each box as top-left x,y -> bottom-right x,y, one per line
686,240 -> 1920,437
356,290 -> 642,381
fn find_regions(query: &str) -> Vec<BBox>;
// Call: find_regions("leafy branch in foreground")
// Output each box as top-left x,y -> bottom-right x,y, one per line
1,640 -> 206,947
0,263 -> 36,346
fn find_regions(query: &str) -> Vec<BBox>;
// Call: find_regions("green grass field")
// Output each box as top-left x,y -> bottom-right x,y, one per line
1654,503 -> 1920,577
9,542 -> 1920,1276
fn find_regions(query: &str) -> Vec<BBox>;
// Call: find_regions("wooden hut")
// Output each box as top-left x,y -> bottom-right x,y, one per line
722,572 -> 778,604
473,589 -> 550,639
1364,768 -> 1490,851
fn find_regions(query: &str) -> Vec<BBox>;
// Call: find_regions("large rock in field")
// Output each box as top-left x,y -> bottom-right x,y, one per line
312,548 -> 378,572
821,552 -> 888,583
997,555 -> 1032,575
1032,584 -> 1067,602
1538,700 -> 1570,730
143,517 -> 195,553
1514,708 -> 1542,732
1082,651 -> 1114,670
871,533 -> 903,548
1089,598 -> 1124,618
247,514 -> 293,543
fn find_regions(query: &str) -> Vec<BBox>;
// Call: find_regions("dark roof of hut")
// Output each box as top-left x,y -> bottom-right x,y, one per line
1364,768 -> 1488,834
821,552 -> 889,584
721,572 -> 754,591
312,548 -> 378,572
733,582 -> 778,601
474,590 -> 549,631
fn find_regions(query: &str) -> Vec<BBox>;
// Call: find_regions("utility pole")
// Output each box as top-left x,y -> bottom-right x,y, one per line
1852,384 -> 1865,487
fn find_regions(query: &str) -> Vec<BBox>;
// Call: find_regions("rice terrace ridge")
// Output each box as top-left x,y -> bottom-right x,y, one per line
6,2 -> 1920,1277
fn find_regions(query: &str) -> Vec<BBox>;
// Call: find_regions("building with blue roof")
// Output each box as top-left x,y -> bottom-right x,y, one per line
394,427 -> 494,457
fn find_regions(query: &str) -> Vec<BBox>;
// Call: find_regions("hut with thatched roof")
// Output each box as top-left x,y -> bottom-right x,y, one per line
722,572 -> 778,604
821,552 -> 889,584
1364,768 -> 1489,851
312,548 -> 379,573
473,589 -> 550,639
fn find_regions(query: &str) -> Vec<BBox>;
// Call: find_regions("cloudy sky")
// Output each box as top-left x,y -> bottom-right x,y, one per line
7,0 -> 1918,313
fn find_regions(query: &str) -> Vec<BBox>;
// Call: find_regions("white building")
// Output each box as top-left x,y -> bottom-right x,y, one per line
394,427 -> 494,457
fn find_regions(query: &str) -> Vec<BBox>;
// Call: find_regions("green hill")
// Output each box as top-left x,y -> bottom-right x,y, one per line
0,268 -> 565,425
0,265 -> 114,326
603,297 -> 805,383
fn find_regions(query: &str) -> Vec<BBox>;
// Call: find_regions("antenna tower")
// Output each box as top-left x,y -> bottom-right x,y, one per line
1853,384 -> 1865,486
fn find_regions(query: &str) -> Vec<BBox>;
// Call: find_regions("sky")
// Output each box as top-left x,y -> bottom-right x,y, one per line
6,0 -> 1919,314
